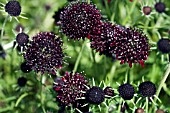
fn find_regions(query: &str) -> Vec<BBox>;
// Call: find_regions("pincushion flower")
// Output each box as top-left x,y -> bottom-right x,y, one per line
53,72 -> 88,106
24,32 -> 64,74
0,0 -> 27,21
110,27 -> 149,67
59,2 -> 101,40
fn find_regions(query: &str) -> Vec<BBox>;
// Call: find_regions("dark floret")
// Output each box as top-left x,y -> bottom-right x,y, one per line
90,22 -> 114,57
142,6 -> 152,15
24,32 -> 64,74
138,81 -> 156,97
118,83 -> 135,100
110,27 -> 149,68
15,24 -> 24,32
60,2 -> 101,40
5,1 -> 21,16
156,109 -> 164,113
155,2 -> 166,13
16,32 -> 29,46
157,38 -> 170,54
135,108 -> 145,113
104,86 -> 114,97
86,86 -> 105,104
53,72 -> 88,106
20,62 -> 32,73
17,77 -> 27,87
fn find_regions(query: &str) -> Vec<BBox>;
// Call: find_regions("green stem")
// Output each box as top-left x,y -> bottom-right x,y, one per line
117,98 -> 123,113
122,0 -> 137,25
146,97 -> 149,113
156,63 -> 170,100
1,15 -> 9,44
73,41 -> 86,74
15,93 -> 31,107
92,50 -> 97,76
0,15 -> 9,52
40,75 -> 46,113
104,0 -> 111,19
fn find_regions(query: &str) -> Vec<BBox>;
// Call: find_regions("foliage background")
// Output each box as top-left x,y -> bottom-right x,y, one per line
0,0 -> 170,112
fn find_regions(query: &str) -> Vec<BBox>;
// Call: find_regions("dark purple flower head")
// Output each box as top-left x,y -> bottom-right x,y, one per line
24,32 -> 64,74
155,2 -> 166,13
86,86 -> 105,105
20,62 -> 32,73
157,38 -> 170,54
90,22 -> 114,57
142,6 -> 152,15
60,2 -> 101,40
17,77 -> 27,87
118,83 -> 135,100
53,72 -> 88,106
15,24 -> 24,32
104,86 -> 114,97
138,81 -> 156,97
135,108 -> 145,113
5,1 -> 21,16
16,32 -> 29,46
110,27 -> 149,68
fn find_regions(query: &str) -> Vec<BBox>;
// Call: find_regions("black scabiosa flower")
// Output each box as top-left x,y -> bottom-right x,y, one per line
17,77 -> 27,87
110,27 -> 149,67
104,86 -> 114,97
142,6 -> 152,15
16,32 -> 29,46
4,0 -> 21,16
20,62 -> 32,73
90,22 -> 114,57
155,2 -> 166,13
24,32 -> 64,74
53,72 -> 88,106
0,0 -> 27,21
118,83 -> 135,100
135,108 -> 144,113
86,86 -> 105,104
157,38 -> 170,54
138,81 -> 156,97
60,2 -> 101,40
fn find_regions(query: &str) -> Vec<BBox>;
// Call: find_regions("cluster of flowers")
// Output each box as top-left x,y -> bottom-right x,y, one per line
54,1 -> 150,68
1,0 -> 168,112
0,0 -> 65,74
52,71 -> 158,113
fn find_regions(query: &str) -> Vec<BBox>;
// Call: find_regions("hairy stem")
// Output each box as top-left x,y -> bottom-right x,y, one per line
0,15 -> 9,52
73,41 -> 86,74
146,97 -> 149,113
156,63 -> 170,99
1,15 -> 9,44
117,98 -> 123,113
